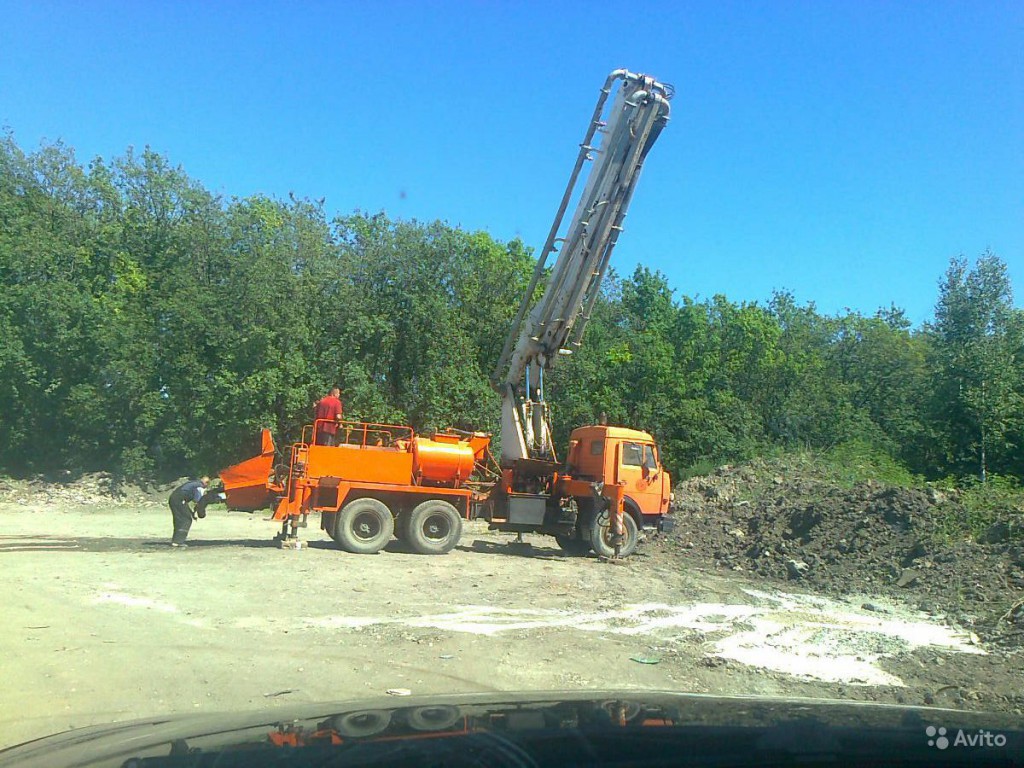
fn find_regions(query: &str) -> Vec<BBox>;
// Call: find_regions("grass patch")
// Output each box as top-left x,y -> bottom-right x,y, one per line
821,440 -> 920,489
679,441 -> 919,489
678,458 -> 725,480
677,442 -> 1022,546
935,474 -> 1024,543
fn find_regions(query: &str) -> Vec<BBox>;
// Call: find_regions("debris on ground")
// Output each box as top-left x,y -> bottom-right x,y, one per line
653,458 -> 1024,647
0,472 -> 169,508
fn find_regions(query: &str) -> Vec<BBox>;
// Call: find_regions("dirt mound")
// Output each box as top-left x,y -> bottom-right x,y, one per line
655,460 -> 1024,645
0,472 -> 168,508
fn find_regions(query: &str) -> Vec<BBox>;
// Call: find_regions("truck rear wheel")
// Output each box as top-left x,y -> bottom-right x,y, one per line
330,709 -> 392,737
406,705 -> 461,731
407,500 -> 462,555
333,498 -> 394,554
589,508 -> 638,558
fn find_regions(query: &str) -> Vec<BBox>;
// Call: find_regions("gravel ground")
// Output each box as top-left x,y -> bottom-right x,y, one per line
2,496 -> 1022,749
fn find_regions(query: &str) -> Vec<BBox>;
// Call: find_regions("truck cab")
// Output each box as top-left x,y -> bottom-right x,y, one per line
566,425 -> 674,532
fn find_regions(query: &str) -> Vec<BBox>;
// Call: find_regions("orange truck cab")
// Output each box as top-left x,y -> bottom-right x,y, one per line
565,425 -> 674,533
480,423 -> 675,559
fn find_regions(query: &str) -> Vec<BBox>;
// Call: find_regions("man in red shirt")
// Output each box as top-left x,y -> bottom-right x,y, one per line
314,387 -> 344,446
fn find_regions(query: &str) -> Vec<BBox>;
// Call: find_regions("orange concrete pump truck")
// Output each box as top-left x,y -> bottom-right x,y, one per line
216,70 -> 676,557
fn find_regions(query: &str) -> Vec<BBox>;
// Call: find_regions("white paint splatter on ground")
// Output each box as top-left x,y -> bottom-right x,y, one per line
93,583 -> 982,687
299,588 -> 984,687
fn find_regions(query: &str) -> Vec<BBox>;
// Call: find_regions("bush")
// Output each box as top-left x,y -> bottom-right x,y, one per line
822,440 -> 919,488
958,475 -> 1024,542
678,458 -> 726,480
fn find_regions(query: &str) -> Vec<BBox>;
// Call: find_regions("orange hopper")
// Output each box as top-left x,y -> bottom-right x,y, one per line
220,429 -> 277,510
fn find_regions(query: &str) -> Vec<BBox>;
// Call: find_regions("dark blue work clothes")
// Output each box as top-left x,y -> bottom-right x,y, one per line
169,480 -> 207,545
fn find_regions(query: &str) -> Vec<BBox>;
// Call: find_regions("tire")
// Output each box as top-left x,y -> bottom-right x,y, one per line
333,498 -> 394,554
406,499 -> 463,555
555,532 -> 591,556
600,699 -> 642,723
330,710 -> 392,738
406,705 -> 461,732
589,507 -> 639,558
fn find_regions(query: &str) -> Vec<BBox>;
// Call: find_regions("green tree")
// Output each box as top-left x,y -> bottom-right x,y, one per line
828,306 -> 930,472
1,132 -> 1019,487
930,252 -> 1020,480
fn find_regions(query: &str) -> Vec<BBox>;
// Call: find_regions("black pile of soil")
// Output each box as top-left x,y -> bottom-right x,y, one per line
655,460 -> 1024,646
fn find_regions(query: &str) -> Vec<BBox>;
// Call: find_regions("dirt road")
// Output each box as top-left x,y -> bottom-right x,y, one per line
2,503 -> 1021,748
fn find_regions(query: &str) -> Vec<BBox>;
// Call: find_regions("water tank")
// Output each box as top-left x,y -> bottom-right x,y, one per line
412,436 -> 475,486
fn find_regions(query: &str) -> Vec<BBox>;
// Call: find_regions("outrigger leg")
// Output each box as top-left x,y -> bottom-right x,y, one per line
606,482 -> 627,563
274,514 -> 308,550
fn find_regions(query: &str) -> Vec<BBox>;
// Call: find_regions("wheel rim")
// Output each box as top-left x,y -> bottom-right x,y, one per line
598,512 -> 631,547
409,705 -> 460,730
597,512 -> 613,545
349,713 -> 380,728
421,513 -> 451,542
353,512 -> 382,541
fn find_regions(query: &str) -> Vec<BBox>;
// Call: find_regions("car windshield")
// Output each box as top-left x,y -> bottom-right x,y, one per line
1,2 -> 1022,760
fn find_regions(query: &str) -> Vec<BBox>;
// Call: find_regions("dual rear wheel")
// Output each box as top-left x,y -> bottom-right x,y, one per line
331,497 -> 462,555
330,705 -> 461,738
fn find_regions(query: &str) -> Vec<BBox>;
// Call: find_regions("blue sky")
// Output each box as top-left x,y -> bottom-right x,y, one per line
2,1 -> 1021,325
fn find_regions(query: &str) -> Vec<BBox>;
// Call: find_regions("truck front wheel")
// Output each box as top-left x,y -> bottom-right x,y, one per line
407,500 -> 462,555
333,498 -> 394,554
589,508 -> 639,558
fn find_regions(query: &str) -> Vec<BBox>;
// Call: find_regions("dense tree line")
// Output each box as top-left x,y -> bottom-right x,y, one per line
1,135 -> 1021,483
